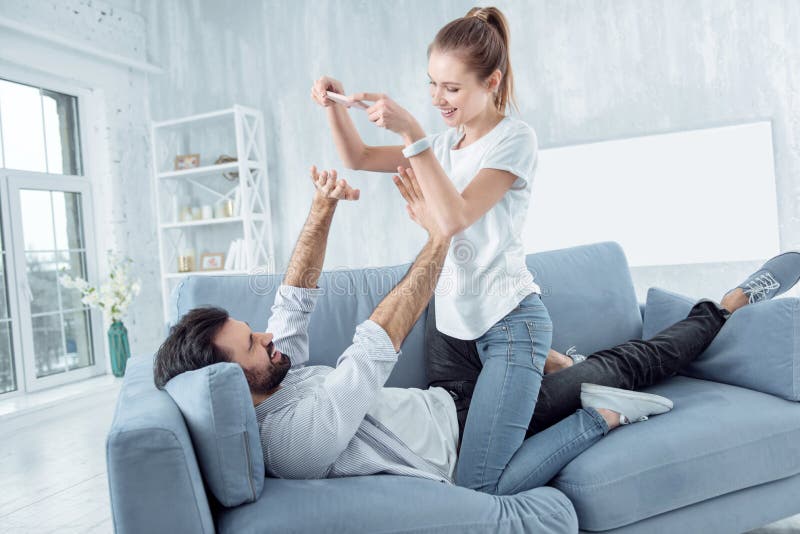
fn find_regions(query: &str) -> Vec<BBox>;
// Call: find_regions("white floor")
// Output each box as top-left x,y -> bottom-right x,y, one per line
1,381 -> 120,534
1,380 -> 799,534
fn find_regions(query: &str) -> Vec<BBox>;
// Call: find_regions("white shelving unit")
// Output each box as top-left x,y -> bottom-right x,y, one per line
151,105 -> 275,321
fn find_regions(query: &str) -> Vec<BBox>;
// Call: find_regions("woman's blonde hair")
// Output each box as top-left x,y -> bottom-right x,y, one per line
428,6 -> 516,113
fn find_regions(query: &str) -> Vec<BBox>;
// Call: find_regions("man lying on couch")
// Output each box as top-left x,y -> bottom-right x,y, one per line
153,167 -> 800,494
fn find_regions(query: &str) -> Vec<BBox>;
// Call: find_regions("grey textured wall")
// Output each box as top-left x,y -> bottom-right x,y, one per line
138,0 -> 800,303
1,0 -> 162,357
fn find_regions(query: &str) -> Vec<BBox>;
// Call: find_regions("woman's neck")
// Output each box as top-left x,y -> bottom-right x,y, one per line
458,107 -> 505,148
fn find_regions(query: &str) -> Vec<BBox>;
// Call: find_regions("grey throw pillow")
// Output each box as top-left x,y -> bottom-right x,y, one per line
643,287 -> 800,402
165,362 -> 264,506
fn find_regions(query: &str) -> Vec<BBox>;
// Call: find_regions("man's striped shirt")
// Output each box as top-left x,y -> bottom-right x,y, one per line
256,285 -> 459,484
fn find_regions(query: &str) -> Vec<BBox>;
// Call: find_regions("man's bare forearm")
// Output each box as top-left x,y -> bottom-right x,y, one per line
370,237 -> 450,351
283,195 -> 337,288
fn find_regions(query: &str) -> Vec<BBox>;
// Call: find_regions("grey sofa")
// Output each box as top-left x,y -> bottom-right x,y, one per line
106,242 -> 800,533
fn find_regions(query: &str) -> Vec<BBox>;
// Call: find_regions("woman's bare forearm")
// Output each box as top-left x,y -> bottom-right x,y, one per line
406,149 -> 467,236
327,107 -> 408,172
327,105 -> 369,169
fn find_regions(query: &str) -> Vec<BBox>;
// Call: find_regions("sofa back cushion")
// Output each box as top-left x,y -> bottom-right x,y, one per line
171,242 -> 642,389
643,287 -> 800,401
527,242 -> 643,355
171,263 -> 428,388
165,363 -> 264,507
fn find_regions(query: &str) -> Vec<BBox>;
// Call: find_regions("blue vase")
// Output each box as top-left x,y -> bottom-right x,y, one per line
108,320 -> 130,377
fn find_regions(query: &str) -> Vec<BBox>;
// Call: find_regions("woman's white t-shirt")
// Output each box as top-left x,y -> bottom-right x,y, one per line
429,116 -> 541,340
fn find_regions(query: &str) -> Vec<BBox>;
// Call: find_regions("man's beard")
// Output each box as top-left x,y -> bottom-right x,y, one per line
243,354 -> 291,396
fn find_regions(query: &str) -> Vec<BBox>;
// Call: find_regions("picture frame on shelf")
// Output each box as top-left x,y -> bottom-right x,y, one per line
174,153 -> 200,169
200,252 -> 225,271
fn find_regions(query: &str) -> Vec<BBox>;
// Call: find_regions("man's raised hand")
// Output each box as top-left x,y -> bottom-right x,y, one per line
310,166 -> 360,201
393,166 -> 448,240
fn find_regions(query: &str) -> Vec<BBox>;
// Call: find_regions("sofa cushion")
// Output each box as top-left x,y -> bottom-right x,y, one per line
576,472 -> 800,534
172,242 -> 641,389
216,474 -> 578,534
643,287 -> 800,401
527,242 -> 643,355
165,362 -> 264,507
553,376 -> 800,531
172,263 -> 428,388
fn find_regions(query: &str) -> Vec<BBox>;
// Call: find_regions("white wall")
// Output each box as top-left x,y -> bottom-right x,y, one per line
0,0 -> 162,356
137,0 -> 800,304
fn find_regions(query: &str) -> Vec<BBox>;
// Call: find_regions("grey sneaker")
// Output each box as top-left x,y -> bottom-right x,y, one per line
734,251 -> 800,304
581,383 -> 673,425
565,346 -> 587,365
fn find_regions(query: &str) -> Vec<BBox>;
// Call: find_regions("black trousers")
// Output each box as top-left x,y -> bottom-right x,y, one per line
426,299 -> 730,439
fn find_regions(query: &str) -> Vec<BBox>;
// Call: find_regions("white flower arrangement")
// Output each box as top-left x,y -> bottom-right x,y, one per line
59,251 -> 142,323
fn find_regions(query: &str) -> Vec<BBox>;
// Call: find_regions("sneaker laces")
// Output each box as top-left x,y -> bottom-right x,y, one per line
743,273 -> 780,303
566,346 -> 587,364
620,414 -> 648,425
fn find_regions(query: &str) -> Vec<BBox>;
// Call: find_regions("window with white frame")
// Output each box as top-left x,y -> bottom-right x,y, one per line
0,76 -> 103,395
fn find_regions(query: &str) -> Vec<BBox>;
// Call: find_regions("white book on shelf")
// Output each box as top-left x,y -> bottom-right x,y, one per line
224,239 -> 239,271
238,239 -> 247,270
236,239 -> 244,270
233,188 -> 241,217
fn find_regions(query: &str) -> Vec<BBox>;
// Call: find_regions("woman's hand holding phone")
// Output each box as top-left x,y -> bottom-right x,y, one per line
311,76 -> 346,108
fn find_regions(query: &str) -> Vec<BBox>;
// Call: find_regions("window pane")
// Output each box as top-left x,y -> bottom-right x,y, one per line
28,251 -> 91,315
42,90 -> 81,175
0,201 -> 15,394
0,104 -> 4,168
63,310 -> 94,371
0,258 -> 8,320
0,208 -> 8,320
0,321 -> 15,393
33,314 -> 64,378
60,253 -> 88,311
27,251 -> 64,315
0,79 -> 46,172
20,189 -> 56,251
31,310 -> 95,376
21,184 -> 95,382
52,191 -> 84,250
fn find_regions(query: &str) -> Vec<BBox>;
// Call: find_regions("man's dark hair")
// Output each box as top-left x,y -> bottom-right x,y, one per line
153,307 -> 231,388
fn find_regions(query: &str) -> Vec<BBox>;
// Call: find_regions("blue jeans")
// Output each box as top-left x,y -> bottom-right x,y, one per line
453,293 -> 608,494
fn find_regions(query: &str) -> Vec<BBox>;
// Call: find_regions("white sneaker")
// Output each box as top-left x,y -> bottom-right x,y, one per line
580,383 -> 673,424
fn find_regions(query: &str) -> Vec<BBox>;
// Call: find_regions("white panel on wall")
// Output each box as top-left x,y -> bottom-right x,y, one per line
523,122 -> 780,266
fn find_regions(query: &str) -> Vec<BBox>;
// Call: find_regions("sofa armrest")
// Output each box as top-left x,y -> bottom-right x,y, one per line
106,355 -> 215,534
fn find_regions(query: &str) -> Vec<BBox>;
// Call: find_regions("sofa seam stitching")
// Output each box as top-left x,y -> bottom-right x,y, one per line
370,506 -> 576,534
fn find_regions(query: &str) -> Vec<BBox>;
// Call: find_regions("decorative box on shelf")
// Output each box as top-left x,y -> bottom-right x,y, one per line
150,105 -> 275,321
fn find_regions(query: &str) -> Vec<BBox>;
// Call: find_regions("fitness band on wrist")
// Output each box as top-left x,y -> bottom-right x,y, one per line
402,137 -> 432,158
